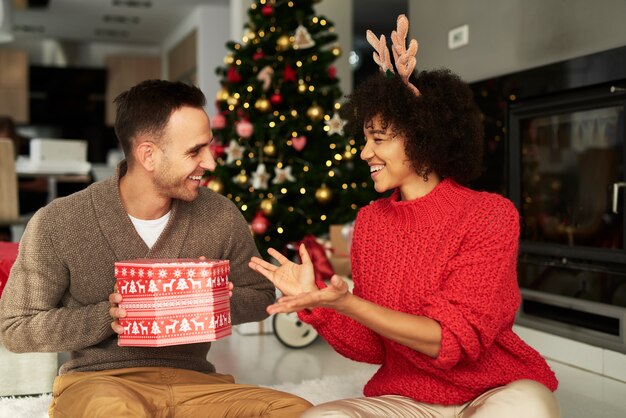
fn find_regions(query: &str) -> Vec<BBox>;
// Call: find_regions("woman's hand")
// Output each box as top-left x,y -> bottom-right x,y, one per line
249,244 -> 318,297
267,275 -> 351,314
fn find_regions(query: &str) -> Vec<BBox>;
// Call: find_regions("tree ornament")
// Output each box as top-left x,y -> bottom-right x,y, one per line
252,163 -> 270,190
225,139 -> 245,163
216,87 -> 229,102
276,35 -> 291,51
331,45 -> 342,57
263,141 -> 277,156
254,97 -> 272,113
293,25 -> 315,49
223,54 -> 234,65
251,212 -> 271,235
253,50 -> 265,61
236,119 -> 254,138
306,104 -> 323,121
327,65 -> 337,79
343,146 -> 354,160
259,198 -> 275,216
257,66 -> 274,91
297,81 -> 308,93
234,170 -> 249,185
211,113 -> 226,129
269,91 -> 283,105
226,96 -> 239,106
207,178 -> 224,194
291,135 -> 307,151
227,66 -> 242,83
283,64 -> 297,82
261,4 -> 273,17
315,184 -> 333,204
325,112 -> 347,135
273,165 -> 296,184
209,140 -> 226,158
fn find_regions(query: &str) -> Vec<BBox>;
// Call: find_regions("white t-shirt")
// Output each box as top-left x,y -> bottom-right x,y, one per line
128,211 -> 171,249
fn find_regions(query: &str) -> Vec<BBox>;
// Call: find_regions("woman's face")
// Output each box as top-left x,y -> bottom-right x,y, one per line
360,115 -> 422,198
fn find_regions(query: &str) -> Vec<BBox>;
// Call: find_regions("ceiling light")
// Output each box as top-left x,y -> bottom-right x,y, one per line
0,0 -> 15,43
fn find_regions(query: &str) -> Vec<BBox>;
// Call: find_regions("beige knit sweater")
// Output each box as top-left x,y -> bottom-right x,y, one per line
0,163 -> 274,374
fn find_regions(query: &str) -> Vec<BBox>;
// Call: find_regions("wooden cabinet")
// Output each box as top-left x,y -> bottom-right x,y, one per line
105,55 -> 161,126
0,49 -> 28,123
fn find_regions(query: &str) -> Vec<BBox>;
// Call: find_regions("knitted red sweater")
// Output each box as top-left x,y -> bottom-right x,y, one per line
299,179 -> 558,405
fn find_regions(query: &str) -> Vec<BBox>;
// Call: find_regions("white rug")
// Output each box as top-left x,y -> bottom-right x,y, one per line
0,368 -> 373,418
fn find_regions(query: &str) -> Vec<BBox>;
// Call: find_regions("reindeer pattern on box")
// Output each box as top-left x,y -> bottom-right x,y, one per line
115,259 -> 231,347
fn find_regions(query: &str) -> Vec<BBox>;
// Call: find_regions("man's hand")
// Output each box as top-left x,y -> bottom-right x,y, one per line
109,292 -> 126,335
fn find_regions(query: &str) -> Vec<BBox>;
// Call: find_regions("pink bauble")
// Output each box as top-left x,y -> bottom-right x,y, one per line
292,135 -> 307,151
236,120 -> 254,138
211,113 -> 226,130
251,212 -> 270,235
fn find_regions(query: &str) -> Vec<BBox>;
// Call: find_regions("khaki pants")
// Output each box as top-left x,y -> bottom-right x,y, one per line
49,367 -> 312,418
301,379 -> 560,418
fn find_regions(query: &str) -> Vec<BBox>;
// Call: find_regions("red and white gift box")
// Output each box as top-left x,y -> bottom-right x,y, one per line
115,258 -> 231,347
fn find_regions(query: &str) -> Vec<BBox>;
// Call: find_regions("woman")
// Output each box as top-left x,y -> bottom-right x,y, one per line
248,15 -> 559,418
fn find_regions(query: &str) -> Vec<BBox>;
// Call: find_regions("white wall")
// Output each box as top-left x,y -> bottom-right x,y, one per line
162,4 -> 230,115
408,0 -> 626,82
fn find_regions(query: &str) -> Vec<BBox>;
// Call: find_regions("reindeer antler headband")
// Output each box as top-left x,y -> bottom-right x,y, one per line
366,14 -> 420,96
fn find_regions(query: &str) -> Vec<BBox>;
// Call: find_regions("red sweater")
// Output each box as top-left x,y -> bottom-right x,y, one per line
299,179 -> 558,405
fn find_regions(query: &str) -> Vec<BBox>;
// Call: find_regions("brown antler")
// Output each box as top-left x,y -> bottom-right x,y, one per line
367,14 -> 420,96
366,30 -> 393,74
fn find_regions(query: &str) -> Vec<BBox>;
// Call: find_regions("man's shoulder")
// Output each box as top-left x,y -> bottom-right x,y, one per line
191,188 -> 238,213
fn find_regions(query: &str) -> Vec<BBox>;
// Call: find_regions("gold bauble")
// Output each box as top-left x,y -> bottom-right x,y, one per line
306,104 -> 323,121
315,184 -> 333,204
207,178 -> 224,194
297,83 -> 307,93
235,171 -> 248,185
224,54 -> 234,65
331,45 -> 341,57
260,198 -> 275,216
227,96 -> 239,106
276,35 -> 291,50
246,30 -> 257,41
216,87 -> 229,102
254,97 -> 272,113
263,142 -> 276,156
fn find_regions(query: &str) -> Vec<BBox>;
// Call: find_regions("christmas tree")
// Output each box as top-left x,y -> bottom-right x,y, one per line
209,0 -> 376,256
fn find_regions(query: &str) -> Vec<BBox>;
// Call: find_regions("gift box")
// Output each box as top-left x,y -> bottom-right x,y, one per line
329,224 -> 353,277
115,258 -> 231,347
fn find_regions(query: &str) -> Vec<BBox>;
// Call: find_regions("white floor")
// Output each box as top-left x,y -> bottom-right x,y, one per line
1,325 -> 626,417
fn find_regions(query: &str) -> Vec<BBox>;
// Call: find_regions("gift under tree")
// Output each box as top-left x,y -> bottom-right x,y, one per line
208,0 -> 376,256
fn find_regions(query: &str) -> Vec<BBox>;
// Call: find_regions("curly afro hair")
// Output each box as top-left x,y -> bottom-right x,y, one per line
340,69 -> 484,185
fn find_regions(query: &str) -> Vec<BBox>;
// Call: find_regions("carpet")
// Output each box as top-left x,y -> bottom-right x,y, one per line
0,368 -> 373,418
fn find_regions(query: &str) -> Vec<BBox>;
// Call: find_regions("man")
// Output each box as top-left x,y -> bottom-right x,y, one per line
0,80 -> 312,417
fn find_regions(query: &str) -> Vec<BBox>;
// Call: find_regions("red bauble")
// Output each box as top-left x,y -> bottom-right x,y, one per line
209,141 -> 226,158
236,119 -> 254,138
251,212 -> 270,235
328,65 -> 337,79
211,113 -> 226,129
227,66 -> 242,83
269,92 -> 283,105
261,5 -> 273,17
253,51 -> 265,61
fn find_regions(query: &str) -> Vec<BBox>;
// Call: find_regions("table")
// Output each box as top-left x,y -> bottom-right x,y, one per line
0,242 -> 18,298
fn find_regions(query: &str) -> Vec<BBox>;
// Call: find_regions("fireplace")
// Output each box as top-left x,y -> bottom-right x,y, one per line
470,46 -> 626,353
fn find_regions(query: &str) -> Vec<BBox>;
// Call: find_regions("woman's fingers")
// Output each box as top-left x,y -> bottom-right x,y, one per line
267,247 -> 290,265
250,256 -> 278,272
299,243 -> 312,265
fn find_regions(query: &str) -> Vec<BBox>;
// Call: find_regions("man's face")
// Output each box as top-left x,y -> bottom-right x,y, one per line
152,106 -> 216,202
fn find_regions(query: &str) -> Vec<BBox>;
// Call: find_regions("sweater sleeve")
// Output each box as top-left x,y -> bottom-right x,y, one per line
298,214 -> 385,364
224,201 -> 276,325
0,210 -> 114,353
420,196 -> 522,369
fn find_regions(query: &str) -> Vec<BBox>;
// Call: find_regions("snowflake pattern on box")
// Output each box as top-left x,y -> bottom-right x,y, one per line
115,259 -> 231,347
